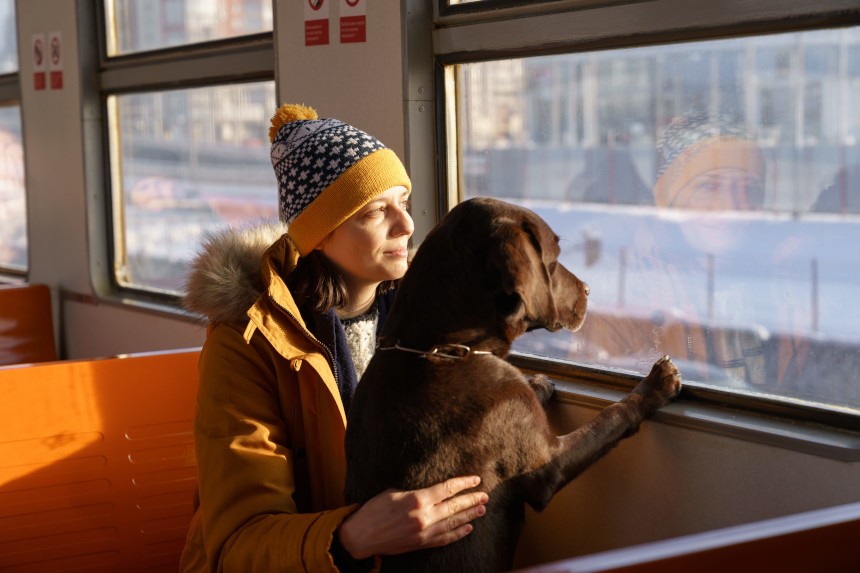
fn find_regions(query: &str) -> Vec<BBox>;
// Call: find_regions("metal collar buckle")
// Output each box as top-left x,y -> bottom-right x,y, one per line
376,341 -> 494,361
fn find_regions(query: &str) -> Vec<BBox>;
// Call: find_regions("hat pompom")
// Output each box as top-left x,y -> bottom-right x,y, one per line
269,103 -> 319,143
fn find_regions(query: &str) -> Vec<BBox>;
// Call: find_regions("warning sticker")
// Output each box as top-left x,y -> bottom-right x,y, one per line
305,0 -> 330,46
340,0 -> 366,44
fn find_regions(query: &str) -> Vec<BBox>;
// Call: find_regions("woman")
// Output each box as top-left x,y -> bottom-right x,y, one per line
573,113 -> 770,387
179,104 -> 488,572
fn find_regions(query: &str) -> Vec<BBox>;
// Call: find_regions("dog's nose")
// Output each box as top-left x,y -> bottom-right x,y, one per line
583,283 -> 590,296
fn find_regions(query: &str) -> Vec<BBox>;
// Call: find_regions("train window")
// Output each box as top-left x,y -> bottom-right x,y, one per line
444,0 -> 561,6
0,1 -> 24,274
98,0 -> 276,295
0,105 -> 25,273
441,0 -> 630,13
0,0 -> 16,73
450,26 -> 860,413
103,0 -> 273,56
447,0 -> 494,4
107,81 -> 277,293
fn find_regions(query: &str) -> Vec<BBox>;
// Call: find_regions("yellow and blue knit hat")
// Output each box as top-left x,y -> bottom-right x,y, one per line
653,113 -> 765,209
269,103 -> 412,256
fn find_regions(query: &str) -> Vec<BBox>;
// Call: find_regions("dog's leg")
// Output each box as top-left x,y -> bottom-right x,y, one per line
521,356 -> 681,511
528,374 -> 556,409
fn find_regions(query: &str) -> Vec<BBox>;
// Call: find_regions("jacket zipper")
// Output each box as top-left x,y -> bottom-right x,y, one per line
267,295 -> 340,389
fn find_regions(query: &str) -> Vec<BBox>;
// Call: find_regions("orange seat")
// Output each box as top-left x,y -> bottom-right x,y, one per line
0,283 -> 58,366
516,501 -> 860,573
0,348 -> 201,572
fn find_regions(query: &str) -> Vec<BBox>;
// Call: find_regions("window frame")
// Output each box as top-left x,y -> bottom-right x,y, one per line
93,2 -> 276,304
432,0 -> 860,432
0,92 -> 26,279
0,73 -> 19,103
0,0 -> 24,277
437,0 -> 632,21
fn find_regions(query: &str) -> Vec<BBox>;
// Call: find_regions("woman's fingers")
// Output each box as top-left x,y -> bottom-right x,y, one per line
423,475 -> 482,504
404,475 -> 488,548
419,493 -> 488,548
337,476 -> 490,558
442,488 -> 489,518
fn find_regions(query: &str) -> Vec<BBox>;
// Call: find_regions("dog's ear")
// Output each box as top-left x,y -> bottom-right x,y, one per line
489,218 -> 559,328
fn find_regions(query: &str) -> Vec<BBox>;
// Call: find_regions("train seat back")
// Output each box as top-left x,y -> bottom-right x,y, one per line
0,348 -> 201,572
0,283 -> 58,366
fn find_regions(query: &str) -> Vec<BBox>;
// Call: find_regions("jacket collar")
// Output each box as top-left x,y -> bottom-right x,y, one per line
183,223 -> 287,326
245,233 -> 320,358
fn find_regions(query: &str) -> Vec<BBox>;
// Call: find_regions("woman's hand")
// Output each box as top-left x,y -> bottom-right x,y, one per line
337,475 -> 489,560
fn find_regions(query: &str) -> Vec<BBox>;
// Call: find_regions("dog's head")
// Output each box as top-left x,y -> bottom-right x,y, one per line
478,198 -> 589,337
393,197 -> 588,347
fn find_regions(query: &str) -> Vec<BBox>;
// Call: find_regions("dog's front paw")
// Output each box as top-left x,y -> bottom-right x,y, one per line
637,355 -> 682,408
528,374 -> 556,408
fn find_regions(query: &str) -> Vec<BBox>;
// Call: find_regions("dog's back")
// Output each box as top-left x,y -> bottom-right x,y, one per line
345,350 -> 554,572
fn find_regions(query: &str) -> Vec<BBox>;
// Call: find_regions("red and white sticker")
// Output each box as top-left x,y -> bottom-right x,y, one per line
32,34 -> 46,91
340,0 -> 366,44
48,31 -> 63,90
304,0 -> 330,46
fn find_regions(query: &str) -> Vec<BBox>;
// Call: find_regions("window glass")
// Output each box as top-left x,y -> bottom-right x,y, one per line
110,81 -> 277,292
454,27 -> 860,413
0,0 -> 17,73
105,0 -> 273,56
0,106 -> 26,271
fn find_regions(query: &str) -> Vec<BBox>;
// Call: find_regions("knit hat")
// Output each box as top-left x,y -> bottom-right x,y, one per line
269,103 -> 412,255
653,113 -> 765,208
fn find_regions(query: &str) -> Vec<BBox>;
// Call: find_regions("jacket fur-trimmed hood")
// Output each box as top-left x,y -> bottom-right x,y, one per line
183,223 -> 288,325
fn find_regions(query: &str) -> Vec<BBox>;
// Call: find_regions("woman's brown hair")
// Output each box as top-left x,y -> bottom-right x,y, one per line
287,250 -> 397,314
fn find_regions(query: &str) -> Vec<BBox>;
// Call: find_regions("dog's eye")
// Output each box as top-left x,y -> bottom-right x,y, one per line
548,261 -> 558,273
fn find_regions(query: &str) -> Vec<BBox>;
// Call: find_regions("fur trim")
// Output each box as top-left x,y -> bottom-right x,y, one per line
183,223 -> 288,325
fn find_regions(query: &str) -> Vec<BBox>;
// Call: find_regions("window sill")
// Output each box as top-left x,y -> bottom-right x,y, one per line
511,353 -> 860,462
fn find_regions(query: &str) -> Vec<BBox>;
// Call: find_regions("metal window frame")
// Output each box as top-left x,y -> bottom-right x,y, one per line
0,75 -> 25,278
0,73 -> 19,104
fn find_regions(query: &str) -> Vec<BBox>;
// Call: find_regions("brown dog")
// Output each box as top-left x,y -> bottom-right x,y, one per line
344,197 -> 681,572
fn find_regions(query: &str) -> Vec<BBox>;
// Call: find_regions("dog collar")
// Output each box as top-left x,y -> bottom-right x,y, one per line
375,340 -> 494,362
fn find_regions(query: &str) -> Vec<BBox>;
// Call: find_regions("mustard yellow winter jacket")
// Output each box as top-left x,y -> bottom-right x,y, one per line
179,226 -> 371,572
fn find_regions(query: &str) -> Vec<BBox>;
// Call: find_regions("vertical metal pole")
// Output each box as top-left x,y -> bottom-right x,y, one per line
618,246 -> 626,309
707,253 -> 715,321
811,257 -> 819,332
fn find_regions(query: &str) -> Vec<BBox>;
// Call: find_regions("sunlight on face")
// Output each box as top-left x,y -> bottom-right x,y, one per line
669,167 -> 763,211
316,186 -> 414,292
670,168 -> 764,253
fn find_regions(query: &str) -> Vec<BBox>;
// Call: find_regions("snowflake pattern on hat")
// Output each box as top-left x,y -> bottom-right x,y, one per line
271,118 -> 386,224
656,112 -> 752,181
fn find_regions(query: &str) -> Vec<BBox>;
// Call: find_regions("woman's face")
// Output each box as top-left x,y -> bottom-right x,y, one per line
668,167 -> 762,211
672,167 -> 763,253
316,185 -> 414,292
